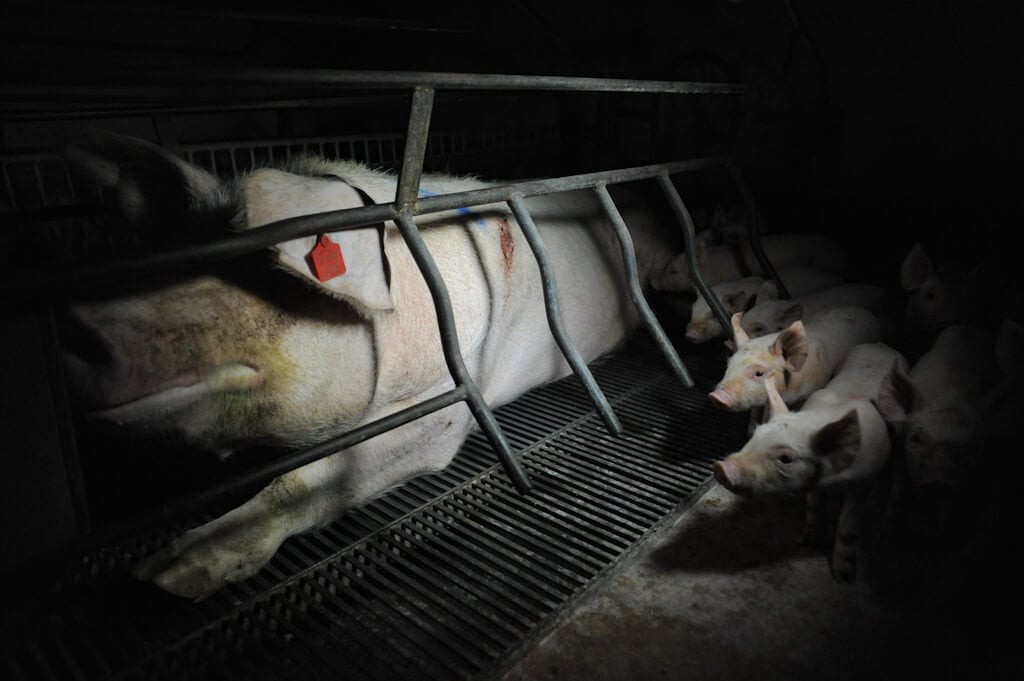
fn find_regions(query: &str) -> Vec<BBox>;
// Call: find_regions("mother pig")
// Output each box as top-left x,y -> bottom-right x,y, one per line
61,134 -> 678,599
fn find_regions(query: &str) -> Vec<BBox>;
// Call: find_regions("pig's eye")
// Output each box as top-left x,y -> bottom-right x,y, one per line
778,454 -> 793,464
754,370 -> 765,378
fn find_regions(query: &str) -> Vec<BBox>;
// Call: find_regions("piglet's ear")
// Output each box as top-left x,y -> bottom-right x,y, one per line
771,320 -> 809,372
244,169 -> 394,316
900,242 -> 933,291
755,279 -> 780,302
65,132 -> 224,231
764,375 -> 789,420
730,312 -> 749,346
811,408 -> 860,472
874,363 -> 919,423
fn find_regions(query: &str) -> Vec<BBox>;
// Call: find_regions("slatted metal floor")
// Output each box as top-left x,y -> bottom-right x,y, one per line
1,338 -> 747,681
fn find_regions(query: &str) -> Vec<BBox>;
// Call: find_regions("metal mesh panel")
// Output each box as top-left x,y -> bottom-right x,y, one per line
0,342 -> 746,681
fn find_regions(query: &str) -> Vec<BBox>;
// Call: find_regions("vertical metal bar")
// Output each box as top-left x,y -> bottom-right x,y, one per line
396,87 -> 435,208
2,163 -> 18,210
394,212 -> 531,494
726,159 -> 790,299
594,182 -> 694,388
508,195 -> 622,434
655,173 -> 734,338
392,85 -> 529,492
33,161 -> 48,206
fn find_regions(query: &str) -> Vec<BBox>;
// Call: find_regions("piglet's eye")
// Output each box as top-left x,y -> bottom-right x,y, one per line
754,370 -> 765,377
777,454 -> 793,464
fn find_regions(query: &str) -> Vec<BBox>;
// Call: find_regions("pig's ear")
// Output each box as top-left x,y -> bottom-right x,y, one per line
874,363 -> 919,422
730,312 -> 750,345
65,132 -> 224,230
764,375 -> 789,420
243,169 -> 393,314
811,408 -> 860,471
755,279 -> 780,302
777,302 -> 804,327
771,320 -> 809,372
722,290 -> 749,313
900,242 -> 933,291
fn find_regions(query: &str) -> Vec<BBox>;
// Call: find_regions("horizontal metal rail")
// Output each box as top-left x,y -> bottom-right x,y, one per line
2,67 -> 768,99
0,157 -> 729,297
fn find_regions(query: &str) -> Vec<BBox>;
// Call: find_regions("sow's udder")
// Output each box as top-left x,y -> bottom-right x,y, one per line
58,275 -> 299,450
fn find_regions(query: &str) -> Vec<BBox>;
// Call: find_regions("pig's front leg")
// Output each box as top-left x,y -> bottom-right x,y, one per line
830,491 -> 866,583
134,406 -> 472,600
133,465 -> 329,600
801,490 -> 826,547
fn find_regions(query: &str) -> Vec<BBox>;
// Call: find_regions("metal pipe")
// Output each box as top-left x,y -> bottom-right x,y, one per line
655,173 -> 734,341
508,194 -> 622,434
81,385 -> 472,550
1,157 -> 729,298
395,212 -> 531,494
396,87 -> 434,208
726,159 -> 789,299
593,182 -> 694,389
1,69 -> 766,98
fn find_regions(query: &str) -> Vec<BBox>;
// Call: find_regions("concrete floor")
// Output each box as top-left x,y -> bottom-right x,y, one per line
499,481 -> 1015,681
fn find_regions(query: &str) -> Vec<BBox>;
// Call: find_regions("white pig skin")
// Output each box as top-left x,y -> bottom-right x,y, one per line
649,231 -> 845,294
713,343 -> 907,582
61,133 -> 678,600
739,282 -> 883,338
708,306 -> 883,413
683,267 -> 843,344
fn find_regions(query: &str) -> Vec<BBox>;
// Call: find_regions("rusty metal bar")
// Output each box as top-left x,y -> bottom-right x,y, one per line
508,194 -> 622,434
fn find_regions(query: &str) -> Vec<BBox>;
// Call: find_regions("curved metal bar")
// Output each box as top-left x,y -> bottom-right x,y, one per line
655,173 -> 734,342
725,159 -> 790,299
594,182 -> 694,389
508,194 -> 622,435
395,212 -> 531,494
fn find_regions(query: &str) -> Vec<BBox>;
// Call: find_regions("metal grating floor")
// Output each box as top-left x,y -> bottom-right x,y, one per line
1,339 -> 747,681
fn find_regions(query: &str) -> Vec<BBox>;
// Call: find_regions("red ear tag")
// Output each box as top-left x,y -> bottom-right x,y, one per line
307,234 -> 347,282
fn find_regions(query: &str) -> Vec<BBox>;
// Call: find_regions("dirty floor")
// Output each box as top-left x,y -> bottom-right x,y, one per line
498,481 -> 1015,681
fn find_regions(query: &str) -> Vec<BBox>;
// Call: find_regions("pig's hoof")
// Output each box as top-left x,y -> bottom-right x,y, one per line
132,524 -> 279,600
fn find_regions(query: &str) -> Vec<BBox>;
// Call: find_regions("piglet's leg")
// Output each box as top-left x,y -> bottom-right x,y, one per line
830,492 -> 865,583
801,490 -> 825,547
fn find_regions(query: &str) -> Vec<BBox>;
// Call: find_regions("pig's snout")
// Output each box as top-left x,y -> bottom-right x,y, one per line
713,459 -> 742,491
709,389 -> 735,409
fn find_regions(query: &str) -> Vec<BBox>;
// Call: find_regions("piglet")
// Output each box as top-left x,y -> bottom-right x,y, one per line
709,305 -> 883,413
739,282 -> 884,338
684,267 -> 843,343
874,325 -> 1000,537
650,231 -> 846,293
714,343 -> 908,581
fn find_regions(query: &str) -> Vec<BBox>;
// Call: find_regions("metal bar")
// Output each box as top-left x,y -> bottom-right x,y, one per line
1,69 -> 766,97
395,212 -> 531,495
726,159 -> 790,298
508,195 -> 622,434
396,87 -> 434,207
594,182 -> 694,388
655,173 -> 735,339
1,156 -> 728,297
79,385 -> 471,550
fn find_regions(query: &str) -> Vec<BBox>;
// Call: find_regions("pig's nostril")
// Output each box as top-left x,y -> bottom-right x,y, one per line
56,308 -> 112,365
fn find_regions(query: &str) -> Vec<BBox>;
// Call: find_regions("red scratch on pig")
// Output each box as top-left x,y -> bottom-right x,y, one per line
499,218 -> 515,272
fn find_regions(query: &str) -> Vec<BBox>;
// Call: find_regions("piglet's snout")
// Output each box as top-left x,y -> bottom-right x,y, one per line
708,389 -> 734,409
713,459 -> 740,490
